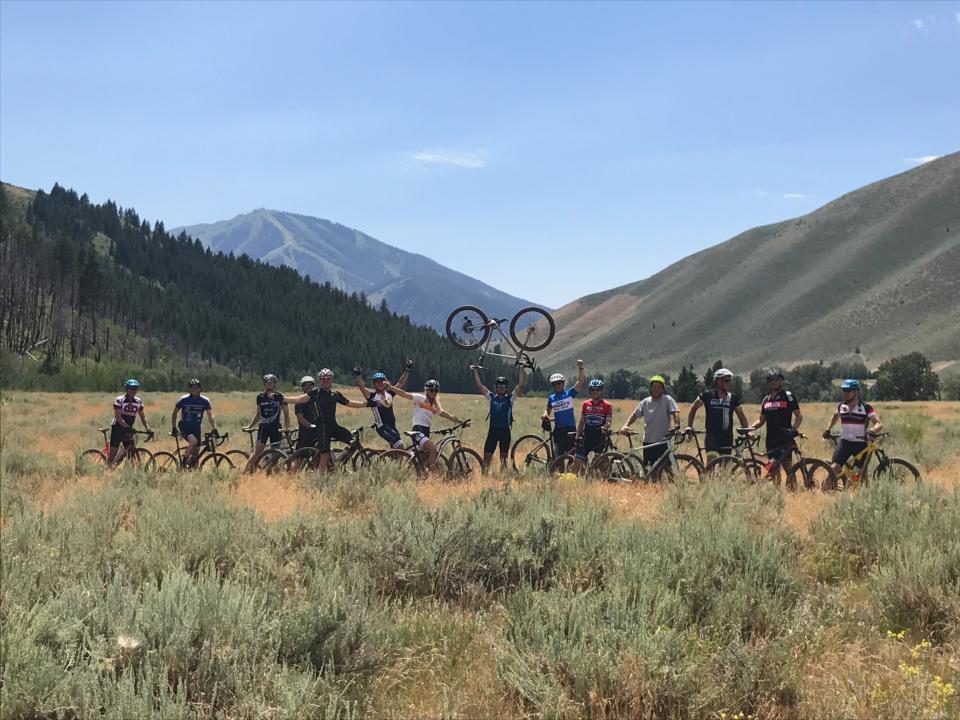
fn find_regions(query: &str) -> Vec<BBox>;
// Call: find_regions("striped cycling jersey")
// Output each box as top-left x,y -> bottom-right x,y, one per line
838,401 -> 877,442
113,394 -> 143,426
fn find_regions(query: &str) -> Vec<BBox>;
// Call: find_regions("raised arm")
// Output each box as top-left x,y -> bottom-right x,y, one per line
354,365 -> 370,399
396,358 -> 413,389
472,366 -> 489,396
387,383 -> 415,401
515,366 -> 527,397
574,359 -> 586,392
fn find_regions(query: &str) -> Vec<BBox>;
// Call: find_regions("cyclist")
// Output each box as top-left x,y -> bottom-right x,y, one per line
243,373 -> 290,473
746,368 -> 802,481
388,378 -> 467,473
685,368 -> 749,457
170,378 -> 218,468
541,359 -> 587,456
619,374 -> 680,469
293,376 -> 319,451
823,379 -> 883,474
287,368 -> 370,472
354,358 -> 413,450
472,364 -> 526,471
574,378 -> 613,472
108,378 -> 151,467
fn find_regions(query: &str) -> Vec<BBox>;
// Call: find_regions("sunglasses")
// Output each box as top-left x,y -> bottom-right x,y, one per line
590,388 -> 602,392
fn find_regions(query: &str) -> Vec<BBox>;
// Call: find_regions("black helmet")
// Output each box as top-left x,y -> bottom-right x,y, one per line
766,368 -> 785,381
424,379 -> 440,391
188,378 -> 201,387
495,376 -> 508,386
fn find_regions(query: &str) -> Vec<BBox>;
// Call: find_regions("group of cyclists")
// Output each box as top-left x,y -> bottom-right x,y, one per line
105,359 -> 883,480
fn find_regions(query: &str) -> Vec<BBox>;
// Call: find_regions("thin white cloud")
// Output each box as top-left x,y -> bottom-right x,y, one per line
412,151 -> 486,169
905,155 -> 941,165
782,193 -> 806,199
912,18 -> 925,30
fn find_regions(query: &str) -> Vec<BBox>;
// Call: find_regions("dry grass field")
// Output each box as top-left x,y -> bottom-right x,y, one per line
2,389 -> 958,719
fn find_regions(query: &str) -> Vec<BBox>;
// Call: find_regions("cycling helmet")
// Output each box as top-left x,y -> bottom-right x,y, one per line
424,379 -> 440,391
371,371 -> 387,382
766,368 -> 785,380
495,376 -> 508,386
588,378 -> 604,390
841,379 -> 861,391
713,368 -> 734,381
299,375 -> 315,386
549,373 -> 565,384
124,378 -> 140,389
649,374 -> 666,386
188,378 -> 201,387
318,368 -> 334,379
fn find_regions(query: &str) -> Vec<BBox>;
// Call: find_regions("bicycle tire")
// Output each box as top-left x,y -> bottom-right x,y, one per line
704,455 -> 756,483
355,447 -> 381,469
786,458 -> 834,493
873,457 -> 921,485
128,447 -> 156,472
548,453 -> 579,476
199,452 -> 234,470
445,305 -> 490,350
256,448 -> 287,474
153,450 -> 179,473
286,447 -> 320,472
510,434 -> 552,476
80,448 -> 107,466
225,449 -> 249,464
509,307 -> 555,352
650,452 -> 704,483
591,451 -> 638,483
447,447 -> 483,481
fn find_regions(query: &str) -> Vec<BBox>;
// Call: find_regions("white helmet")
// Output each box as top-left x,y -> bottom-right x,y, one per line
549,373 -> 565,384
318,368 -> 334,379
299,375 -> 315,386
713,368 -> 734,381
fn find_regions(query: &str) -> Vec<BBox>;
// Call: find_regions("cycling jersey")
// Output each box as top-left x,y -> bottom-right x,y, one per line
581,398 -> 613,428
295,400 -> 319,449
546,388 -> 578,428
698,390 -> 742,434
256,392 -> 285,426
113,394 -> 143,426
838,401 -> 877,442
488,392 -> 516,429
410,392 -> 440,428
175,394 -> 211,426
367,389 -> 398,429
761,390 -> 799,450
309,388 -> 348,427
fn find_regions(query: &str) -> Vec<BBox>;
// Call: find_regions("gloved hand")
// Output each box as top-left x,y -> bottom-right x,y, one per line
541,418 -> 552,433
822,429 -> 832,440
405,357 -> 414,370
352,364 -> 363,377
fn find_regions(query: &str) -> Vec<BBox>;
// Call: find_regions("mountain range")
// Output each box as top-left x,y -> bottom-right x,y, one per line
173,211 -> 543,332
536,152 -> 960,375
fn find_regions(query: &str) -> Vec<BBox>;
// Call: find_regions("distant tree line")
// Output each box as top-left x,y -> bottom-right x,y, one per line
0,184 -> 550,393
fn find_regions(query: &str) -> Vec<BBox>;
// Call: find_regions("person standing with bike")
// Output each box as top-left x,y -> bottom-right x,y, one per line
388,378 -> 467,473
293,376 -> 320,451
472,364 -> 526,471
746,368 -> 802,483
619,374 -> 681,469
243,373 -> 290,473
170,378 -> 217,468
541,359 -> 587,456
686,368 -> 749,458
108,378 -> 152,467
573,378 -> 613,472
287,368 -> 370,472
823,379 -> 883,476
355,359 -> 412,450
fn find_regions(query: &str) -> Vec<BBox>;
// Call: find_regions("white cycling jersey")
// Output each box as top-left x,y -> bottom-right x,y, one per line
410,392 -> 440,428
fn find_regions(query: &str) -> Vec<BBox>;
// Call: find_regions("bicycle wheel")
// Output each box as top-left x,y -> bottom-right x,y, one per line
225,449 -> 249,465
510,434 -> 552,476
80,448 -> 107,466
785,458 -> 834,492
651,452 -> 704,483
548,453 -> 580,476
445,305 -> 490,350
873,457 -> 921,485
255,448 -> 286,473
591,452 -> 638,482
509,307 -> 555,352
286,447 -> 320,472
351,447 -> 376,471
376,448 -> 415,467
200,452 -> 234,470
153,451 -> 179,473
704,455 -> 755,483
447,447 -> 483,481
128,447 -> 156,472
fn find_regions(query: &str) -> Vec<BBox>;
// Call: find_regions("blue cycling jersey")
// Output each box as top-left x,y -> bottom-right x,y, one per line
488,392 -> 515,429
546,387 -> 578,428
176,394 -> 211,426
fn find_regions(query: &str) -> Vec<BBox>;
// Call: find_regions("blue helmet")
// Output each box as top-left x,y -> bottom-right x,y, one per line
588,378 -> 604,390
371,372 -> 387,381
840,379 -> 861,391
124,378 -> 140,389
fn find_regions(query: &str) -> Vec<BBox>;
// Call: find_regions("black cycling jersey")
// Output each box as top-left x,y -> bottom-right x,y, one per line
310,387 -> 348,426
698,390 -> 742,434
295,397 -> 319,426
760,389 -> 799,450
256,391 -> 285,426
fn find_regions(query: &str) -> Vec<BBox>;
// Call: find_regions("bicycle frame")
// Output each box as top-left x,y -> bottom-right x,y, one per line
475,319 -> 535,367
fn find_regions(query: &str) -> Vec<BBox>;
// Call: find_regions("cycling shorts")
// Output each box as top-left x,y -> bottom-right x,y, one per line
484,427 -> 511,454
410,424 -> 432,450
553,426 -> 577,455
295,426 -> 317,450
178,421 -> 202,441
318,423 -> 353,453
375,424 -> 403,449
109,424 -> 135,448
575,428 -> 607,460
766,445 -> 794,463
705,431 -> 734,455
832,440 -> 868,467
257,423 -> 282,446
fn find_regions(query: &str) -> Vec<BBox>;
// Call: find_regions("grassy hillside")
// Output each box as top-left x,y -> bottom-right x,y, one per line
540,153 -> 960,375
2,391 -> 958,719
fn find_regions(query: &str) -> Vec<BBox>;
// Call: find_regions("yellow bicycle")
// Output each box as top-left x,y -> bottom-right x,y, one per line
823,432 -> 920,490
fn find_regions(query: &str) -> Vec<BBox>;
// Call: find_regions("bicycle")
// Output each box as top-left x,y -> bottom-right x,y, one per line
242,426 -> 298,472
284,426 -> 376,473
822,432 -> 920,490
377,421 -> 481,480
80,428 -> 156,470
153,430 -> 235,472
509,418 -> 577,478
547,430 -> 620,479
596,428 -> 704,483
445,306 -> 555,369
703,428 -> 835,491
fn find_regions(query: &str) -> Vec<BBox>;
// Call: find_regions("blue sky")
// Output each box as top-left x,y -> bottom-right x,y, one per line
1,1 -> 957,308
